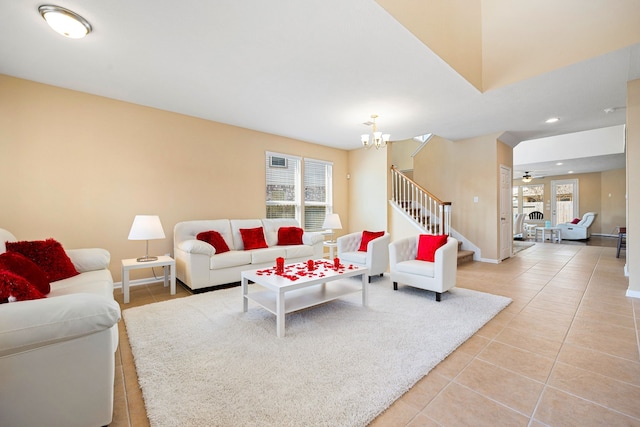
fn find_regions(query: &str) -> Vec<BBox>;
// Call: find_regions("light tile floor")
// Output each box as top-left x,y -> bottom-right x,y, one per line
111,239 -> 635,426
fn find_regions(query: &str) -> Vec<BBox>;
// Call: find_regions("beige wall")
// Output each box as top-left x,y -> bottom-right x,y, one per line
0,75 -> 349,282
346,145 -> 389,234
413,133 -> 503,261
601,169 -> 627,235
628,79 -> 640,292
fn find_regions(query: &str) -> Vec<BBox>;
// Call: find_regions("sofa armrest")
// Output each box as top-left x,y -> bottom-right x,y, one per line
66,248 -> 110,273
178,239 -> 215,256
0,293 -> 121,357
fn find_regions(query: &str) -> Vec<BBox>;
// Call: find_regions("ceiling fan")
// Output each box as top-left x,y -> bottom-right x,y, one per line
522,172 -> 533,183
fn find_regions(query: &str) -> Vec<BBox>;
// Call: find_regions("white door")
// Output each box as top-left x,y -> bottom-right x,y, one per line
500,165 -> 512,260
551,179 -> 579,225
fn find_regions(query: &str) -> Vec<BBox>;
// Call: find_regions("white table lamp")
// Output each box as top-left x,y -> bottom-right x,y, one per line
322,213 -> 342,243
128,215 -> 166,262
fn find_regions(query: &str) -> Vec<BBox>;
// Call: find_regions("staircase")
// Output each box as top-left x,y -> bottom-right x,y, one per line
390,166 -> 474,265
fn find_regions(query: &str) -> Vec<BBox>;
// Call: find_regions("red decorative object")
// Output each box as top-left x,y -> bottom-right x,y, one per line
277,227 -> 304,246
416,234 -> 448,262
307,260 -> 315,271
276,257 -> 285,274
358,230 -> 385,252
256,260 -> 357,281
6,238 -> 79,282
196,230 -> 230,254
239,227 -> 268,250
0,251 -> 50,294
0,269 -> 46,304
571,218 -> 581,224
334,257 -> 340,269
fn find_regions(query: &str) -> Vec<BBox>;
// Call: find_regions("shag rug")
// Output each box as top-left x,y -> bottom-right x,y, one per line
123,278 -> 511,427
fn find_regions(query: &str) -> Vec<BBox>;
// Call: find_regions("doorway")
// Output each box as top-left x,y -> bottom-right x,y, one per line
551,179 -> 579,225
500,165 -> 512,260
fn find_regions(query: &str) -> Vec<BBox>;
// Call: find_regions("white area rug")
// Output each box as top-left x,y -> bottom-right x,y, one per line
123,279 -> 511,427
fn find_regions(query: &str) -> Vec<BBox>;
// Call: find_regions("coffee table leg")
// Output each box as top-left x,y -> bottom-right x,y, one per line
242,277 -> 248,312
277,290 -> 285,338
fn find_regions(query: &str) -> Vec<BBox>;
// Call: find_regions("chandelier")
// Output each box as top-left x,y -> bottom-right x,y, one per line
361,115 -> 390,149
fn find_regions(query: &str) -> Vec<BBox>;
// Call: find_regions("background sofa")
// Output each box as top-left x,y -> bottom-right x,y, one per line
0,228 -> 121,427
174,218 -> 324,291
556,212 -> 597,240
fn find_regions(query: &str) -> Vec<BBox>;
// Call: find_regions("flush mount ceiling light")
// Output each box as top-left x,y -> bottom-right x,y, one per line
522,172 -> 532,183
38,5 -> 92,38
361,115 -> 390,150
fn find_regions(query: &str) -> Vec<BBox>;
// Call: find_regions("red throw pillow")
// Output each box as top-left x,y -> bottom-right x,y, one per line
277,227 -> 304,246
197,230 -> 230,254
6,238 -> 79,282
571,218 -> 581,224
0,269 -> 46,304
358,231 -> 385,252
0,252 -> 50,294
416,234 -> 449,262
239,227 -> 268,250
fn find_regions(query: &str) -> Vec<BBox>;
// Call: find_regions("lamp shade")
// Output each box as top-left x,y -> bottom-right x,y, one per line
322,213 -> 342,230
128,215 -> 166,240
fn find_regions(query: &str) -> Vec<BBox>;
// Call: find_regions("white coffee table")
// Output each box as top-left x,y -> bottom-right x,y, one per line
241,260 -> 369,337
535,227 -> 562,243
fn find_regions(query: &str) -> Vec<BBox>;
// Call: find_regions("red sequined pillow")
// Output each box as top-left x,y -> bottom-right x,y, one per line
197,230 -> 230,254
0,269 -> 46,304
239,227 -> 268,250
358,231 -> 385,252
277,227 -> 304,246
0,251 -> 50,294
6,238 -> 79,282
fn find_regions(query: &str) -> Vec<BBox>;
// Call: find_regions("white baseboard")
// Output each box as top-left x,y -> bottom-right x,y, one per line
625,287 -> 640,299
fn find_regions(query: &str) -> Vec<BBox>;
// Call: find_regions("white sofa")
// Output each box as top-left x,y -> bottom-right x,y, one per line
0,228 -> 121,427
337,231 -> 390,281
556,212 -> 597,240
389,235 -> 458,302
174,218 -> 324,291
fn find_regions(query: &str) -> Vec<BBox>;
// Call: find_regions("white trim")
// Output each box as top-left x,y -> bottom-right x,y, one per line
625,288 -> 640,298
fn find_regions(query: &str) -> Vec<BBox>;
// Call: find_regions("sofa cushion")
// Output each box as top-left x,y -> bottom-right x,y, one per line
0,252 -> 50,294
358,231 -> 385,252
239,227 -> 268,250
209,251 -> 252,270
396,260 -> 435,278
250,247 -> 286,264
6,239 -> 79,282
571,218 -> 581,224
283,244 -> 314,259
49,269 -> 114,299
277,227 -> 304,246
0,269 -> 47,303
197,230 -> 231,254
340,250 -> 367,265
416,234 -> 448,262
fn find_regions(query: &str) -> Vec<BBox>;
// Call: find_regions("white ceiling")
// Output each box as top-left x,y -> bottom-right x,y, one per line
1,1 -> 638,170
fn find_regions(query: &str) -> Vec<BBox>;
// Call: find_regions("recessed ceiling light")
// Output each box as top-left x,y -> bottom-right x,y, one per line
568,171 -> 574,174
38,5 -> 92,39
545,117 -> 560,124
556,162 -> 563,166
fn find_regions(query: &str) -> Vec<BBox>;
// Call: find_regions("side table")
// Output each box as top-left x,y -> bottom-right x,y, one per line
535,227 -> 562,243
323,241 -> 337,259
122,255 -> 176,304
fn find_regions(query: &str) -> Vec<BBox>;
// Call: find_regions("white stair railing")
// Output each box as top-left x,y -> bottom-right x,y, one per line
390,166 -> 451,235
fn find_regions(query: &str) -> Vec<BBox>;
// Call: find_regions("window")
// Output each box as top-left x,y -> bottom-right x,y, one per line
265,152 -> 333,231
521,184 -> 544,218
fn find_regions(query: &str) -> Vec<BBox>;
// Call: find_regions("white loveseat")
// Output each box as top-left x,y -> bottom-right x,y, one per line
0,228 -> 121,427
556,212 -> 597,240
174,219 -> 324,291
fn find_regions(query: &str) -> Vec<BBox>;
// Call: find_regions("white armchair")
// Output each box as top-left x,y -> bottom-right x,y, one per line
337,231 -> 390,282
389,235 -> 458,301
556,212 -> 597,240
514,213 -> 526,240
